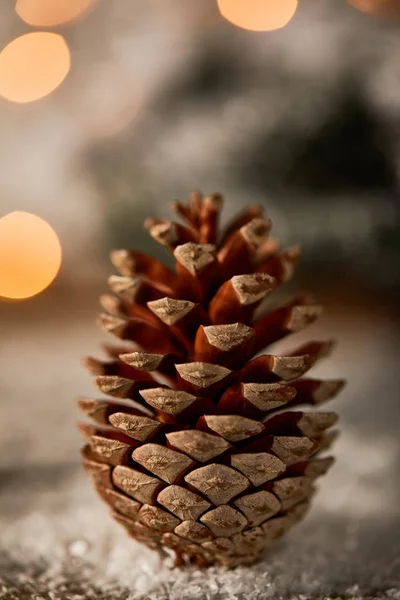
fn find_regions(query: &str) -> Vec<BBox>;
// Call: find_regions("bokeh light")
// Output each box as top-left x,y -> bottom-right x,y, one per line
0,212 -> 62,299
217,0 -> 298,31
349,0 -> 400,16
92,103 -> 139,138
15,0 -> 96,27
0,33 -> 70,104
180,0 -> 221,27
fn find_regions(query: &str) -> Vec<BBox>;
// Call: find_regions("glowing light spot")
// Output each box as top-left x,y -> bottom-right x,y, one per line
15,0 -> 96,27
349,0 -> 400,16
217,0 -> 298,31
0,212 -> 62,299
0,33 -> 70,104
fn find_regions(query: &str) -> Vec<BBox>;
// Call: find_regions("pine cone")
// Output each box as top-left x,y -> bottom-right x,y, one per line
79,193 -> 345,568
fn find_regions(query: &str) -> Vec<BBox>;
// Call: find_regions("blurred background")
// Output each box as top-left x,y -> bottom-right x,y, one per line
1,1 -> 400,598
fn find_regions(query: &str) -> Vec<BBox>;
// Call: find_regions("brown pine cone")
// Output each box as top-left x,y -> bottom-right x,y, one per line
78,192 -> 345,568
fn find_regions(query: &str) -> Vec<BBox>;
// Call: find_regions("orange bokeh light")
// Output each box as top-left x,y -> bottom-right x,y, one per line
0,212 -> 62,299
15,0 -> 96,27
0,32 -> 70,104
217,0 -> 298,31
349,0 -> 400,16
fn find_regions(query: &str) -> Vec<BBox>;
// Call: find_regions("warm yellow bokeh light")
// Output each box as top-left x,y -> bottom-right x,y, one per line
349,0 -> 400,16
217,0 -> 298,31
0,32 -> 70,104
15,0 -> 96,27
0,212 -> 62,299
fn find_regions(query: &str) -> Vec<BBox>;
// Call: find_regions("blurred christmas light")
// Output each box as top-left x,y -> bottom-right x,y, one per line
349,0 -> 400,16
217,0 -> 298,31
0,212 -> 62,299
15,0 -> 96,27
0,32 -> 70,104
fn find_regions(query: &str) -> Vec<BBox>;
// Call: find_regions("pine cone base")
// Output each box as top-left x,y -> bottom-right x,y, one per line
79,192 -> 344,568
